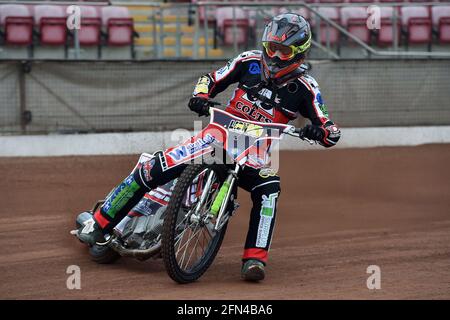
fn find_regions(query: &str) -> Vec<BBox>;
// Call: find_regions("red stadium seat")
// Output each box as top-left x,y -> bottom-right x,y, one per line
316,7 -> 340,45
247,7 -> 279,28
78,6 -> 101,46
401,6 -> 432,45
101,6 -> 134,46
191,0 -> 217,25
199,6 -> 217,25
216,6 -> 248,30
377,7 -> 401,46
0,4 -> 33,45
216,7 -> 249,45
432,5 -> 450,43
34,5 -> 67,46
279,7 -> 310,21
223,19 -> 249,46
341,7 -> 371,44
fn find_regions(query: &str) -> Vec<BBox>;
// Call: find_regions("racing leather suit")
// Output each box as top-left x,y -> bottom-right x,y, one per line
92,51 -> 341,265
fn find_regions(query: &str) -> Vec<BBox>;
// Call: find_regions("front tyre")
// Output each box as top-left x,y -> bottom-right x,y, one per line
162,165 -> 228,284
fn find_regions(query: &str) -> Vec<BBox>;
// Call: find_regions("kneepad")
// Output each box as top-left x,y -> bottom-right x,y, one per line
132,151 -> 164,190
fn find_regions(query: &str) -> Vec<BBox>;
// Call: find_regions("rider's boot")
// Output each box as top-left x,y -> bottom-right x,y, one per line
241,259 -> 265,282
77,213 -> 107,246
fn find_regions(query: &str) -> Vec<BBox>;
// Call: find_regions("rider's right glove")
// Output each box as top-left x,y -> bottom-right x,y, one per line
188,97 -> 210,117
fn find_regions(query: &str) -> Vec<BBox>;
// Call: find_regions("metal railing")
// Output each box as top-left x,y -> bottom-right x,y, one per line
1,1 -> 450,60
189,1 -> 450,59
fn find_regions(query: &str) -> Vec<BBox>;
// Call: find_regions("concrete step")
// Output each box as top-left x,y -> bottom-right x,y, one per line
132,14 -> 189,24
135,36 -> 214,47
134,24 -> 195,34
163,47 -> 224,58
135,46 -> 224,58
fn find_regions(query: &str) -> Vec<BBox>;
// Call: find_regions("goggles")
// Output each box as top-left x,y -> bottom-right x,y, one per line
262,33 -> 311,61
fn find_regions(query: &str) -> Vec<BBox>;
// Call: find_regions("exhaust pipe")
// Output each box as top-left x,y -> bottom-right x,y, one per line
109,239 -> 161,260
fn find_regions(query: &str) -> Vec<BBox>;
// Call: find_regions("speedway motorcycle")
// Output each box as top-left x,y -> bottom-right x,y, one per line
72,104 -> 313,283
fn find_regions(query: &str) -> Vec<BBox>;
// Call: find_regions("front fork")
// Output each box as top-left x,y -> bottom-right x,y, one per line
190,164 -> 240,233
211,164 -> 240,231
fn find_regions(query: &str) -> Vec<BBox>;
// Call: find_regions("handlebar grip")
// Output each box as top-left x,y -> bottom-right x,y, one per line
295,128 -> 314,145
294,127 -> 304,137
208,100 -> 222,106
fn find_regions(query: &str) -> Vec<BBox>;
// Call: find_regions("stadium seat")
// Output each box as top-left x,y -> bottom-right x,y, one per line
377,7 -> 401,46
78,6 -> 101,46
101,6 -> 134,46
192,0 -> 217,26
34,5 -> 67,46
431,5 -> 450,43
0,4 -> 33,46
216,7 -> 248,31
279,7 -> 310,21
316,7 -> 340,45
216,7 -> 249,46
199,6 -> 217,26
247,7 -> 280,28
401,6 -> 432,45
341,7 -> 371,44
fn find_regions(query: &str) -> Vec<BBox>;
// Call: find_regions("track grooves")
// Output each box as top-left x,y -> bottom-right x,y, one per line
1,145 -> 449,299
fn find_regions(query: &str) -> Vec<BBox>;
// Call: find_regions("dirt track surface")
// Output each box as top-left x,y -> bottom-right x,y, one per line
1,145 -> 449,300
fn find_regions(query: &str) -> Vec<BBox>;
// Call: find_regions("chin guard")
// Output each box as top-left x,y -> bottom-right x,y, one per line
269,64 -> 309,88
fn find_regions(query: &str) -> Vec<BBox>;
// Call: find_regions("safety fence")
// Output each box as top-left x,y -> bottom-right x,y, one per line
0,58 -> 449,135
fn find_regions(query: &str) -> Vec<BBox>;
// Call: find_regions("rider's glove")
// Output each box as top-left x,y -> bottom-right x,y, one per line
300,124 -> 325,142
188,97 -> 210,117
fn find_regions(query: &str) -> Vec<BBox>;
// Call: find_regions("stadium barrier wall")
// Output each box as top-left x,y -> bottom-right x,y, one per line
1,126 -> 450,157
0,59 -> 449,136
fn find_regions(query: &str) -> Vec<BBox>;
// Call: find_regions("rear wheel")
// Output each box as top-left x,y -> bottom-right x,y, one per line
162,164 -> 229,284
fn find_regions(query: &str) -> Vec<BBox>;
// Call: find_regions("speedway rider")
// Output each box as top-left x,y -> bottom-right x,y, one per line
78,14 -> 341,281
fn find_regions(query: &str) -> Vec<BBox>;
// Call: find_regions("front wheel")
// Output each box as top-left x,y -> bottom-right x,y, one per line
162,164 -> 229,284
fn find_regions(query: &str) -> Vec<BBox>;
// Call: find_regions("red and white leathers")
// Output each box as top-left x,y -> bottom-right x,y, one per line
188,51 -> 341,263
193,50 -> 341,148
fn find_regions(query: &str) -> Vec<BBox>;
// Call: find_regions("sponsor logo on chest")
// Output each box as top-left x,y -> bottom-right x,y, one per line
231,89 -> 279,123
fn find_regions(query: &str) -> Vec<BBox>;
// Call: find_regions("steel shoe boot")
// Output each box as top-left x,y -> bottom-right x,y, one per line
77,216 -> 107,246
241,259 -> 265,282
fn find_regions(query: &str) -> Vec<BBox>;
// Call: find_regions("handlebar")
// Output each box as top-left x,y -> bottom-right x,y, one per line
207,100 -> 315,145
208,101 -> 222,107
289,127 -> 315,145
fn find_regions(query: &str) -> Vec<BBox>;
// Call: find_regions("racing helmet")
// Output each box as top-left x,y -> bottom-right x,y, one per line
261,13 -> 312,83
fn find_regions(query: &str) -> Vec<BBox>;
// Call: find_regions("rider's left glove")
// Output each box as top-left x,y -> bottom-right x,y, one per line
300,124 -> 325,142
188,97 -> 210,117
